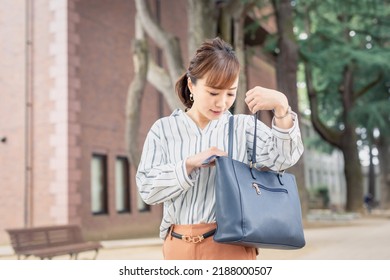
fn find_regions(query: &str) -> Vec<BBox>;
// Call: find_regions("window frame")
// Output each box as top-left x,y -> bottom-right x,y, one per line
91,153 -> 109,215
115,156 -> 131,214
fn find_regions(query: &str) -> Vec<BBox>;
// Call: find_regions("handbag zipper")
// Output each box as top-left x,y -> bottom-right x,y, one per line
252,182 -> 288,195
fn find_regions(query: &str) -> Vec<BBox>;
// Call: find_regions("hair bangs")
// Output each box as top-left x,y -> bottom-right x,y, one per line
205,57 -> 239,90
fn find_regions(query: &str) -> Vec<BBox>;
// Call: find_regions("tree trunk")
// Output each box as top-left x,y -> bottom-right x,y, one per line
273,0 -> 299,112
368,142 -> 376,198
219,6 -> 232,43
188,0 -> 217,57
377,135 -> 390,209
232,6 -> 248,114
341,125 -> 364,212
273,0 -> 309,217
340,65 -> 364,212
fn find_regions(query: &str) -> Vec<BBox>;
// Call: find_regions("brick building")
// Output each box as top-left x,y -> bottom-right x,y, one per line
0,0 -> 277,244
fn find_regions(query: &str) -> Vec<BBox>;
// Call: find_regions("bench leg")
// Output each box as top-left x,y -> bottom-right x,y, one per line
17,254 -> 29,260
71,250 -> 98,260
93,249 -> 99,260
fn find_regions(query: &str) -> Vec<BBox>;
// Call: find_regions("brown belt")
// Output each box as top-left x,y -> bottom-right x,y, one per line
171,228 -> 216,243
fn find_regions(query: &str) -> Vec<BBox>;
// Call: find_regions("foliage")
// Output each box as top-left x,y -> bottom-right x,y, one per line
287,0 -> 390,211
351,79 -> 390,141
294,0 -> 390,133
316,186 -> 330,208
309,185 -> 330,208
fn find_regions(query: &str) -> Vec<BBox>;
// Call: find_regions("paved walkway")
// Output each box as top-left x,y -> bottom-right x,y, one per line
260,216 -> 390,260
1,214 -> 389,260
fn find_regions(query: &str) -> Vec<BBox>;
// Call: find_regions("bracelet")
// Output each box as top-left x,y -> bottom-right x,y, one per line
272,105 -> 291,119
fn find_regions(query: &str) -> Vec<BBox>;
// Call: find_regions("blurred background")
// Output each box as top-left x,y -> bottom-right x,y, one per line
0,0 -> 389,256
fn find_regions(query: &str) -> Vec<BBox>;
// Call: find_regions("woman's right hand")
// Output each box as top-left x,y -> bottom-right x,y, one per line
185,147 -> 227,174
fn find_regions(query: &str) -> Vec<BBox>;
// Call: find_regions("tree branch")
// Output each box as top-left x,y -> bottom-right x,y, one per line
304,63 -> 343,149
126,15 -> 147,168
354,72 -> 383,100
135,0 -> 185,82
147,60 -> 183,110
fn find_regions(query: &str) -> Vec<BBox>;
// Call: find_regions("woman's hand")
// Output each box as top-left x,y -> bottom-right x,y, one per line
245,86 -> 293,129
245,86 -> 288,114
185,147 -> 227,174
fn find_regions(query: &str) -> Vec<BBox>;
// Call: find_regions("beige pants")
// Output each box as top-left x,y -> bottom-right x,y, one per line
163,223 -> 257,260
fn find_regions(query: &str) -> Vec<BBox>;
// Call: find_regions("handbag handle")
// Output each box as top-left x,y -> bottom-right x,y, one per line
228,113 -> 258,166
229,113 -> 286,183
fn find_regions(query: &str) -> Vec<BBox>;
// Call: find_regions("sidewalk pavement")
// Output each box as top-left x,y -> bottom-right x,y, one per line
1,210 -> 389,260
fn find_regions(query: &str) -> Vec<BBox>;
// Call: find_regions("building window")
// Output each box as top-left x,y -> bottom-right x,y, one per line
115,157 -> 130,213
91,154 -> 108,214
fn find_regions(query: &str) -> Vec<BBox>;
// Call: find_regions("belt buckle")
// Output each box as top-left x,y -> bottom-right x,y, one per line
182,235 -> 204,243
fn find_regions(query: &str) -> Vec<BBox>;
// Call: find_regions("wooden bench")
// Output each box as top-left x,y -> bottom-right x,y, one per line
6,224 -> 102,260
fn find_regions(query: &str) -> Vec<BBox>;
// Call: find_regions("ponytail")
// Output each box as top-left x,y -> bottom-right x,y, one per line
175,72 -> 193,110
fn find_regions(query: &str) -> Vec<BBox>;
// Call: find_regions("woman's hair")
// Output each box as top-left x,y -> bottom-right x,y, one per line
175,37 -> 240,109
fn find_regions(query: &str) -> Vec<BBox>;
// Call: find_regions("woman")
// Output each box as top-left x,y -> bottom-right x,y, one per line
136,37 -> 304,260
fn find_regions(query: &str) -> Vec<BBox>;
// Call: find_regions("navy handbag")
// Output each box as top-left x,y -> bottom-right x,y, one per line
213,114 -> 306,249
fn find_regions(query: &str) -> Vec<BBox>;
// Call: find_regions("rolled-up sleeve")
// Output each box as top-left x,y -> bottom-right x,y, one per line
246,111 -> 304,171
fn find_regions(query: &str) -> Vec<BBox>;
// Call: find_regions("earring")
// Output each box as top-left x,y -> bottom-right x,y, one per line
190,93 -> 194,102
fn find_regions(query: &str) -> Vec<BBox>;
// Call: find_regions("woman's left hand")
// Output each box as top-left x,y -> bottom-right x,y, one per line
245,86 -> 288,115
245,86 -> 293,129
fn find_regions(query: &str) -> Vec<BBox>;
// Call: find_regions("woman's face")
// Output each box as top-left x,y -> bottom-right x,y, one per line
188,74 -> 238,124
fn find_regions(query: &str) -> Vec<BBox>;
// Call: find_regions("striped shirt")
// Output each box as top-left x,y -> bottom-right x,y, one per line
136,109 -> 304,239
